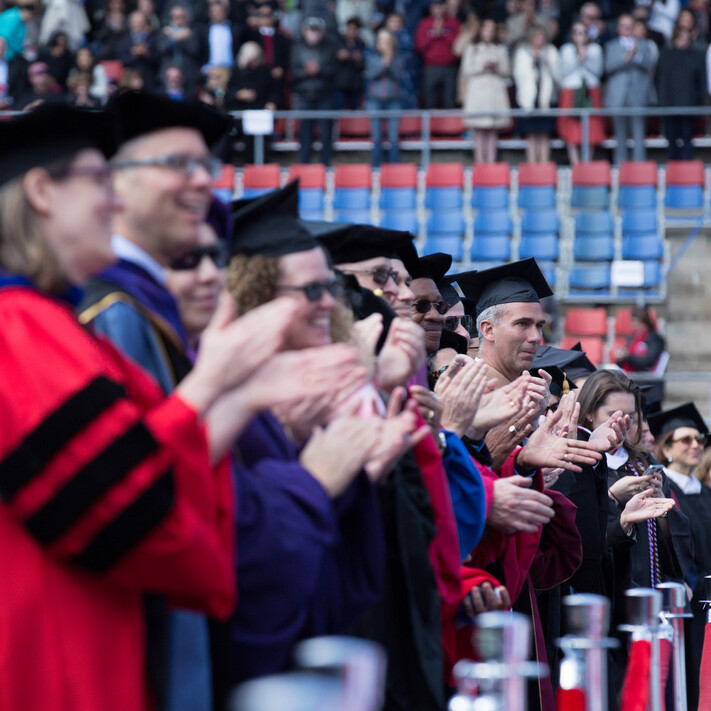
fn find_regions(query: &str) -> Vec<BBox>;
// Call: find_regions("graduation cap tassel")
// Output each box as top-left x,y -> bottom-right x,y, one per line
562,372 -> 570,396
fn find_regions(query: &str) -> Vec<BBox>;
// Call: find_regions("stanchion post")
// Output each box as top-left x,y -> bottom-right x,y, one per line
657,582 -> 692,711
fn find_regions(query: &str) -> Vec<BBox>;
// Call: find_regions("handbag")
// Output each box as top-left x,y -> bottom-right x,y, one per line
572,79 -> 592,109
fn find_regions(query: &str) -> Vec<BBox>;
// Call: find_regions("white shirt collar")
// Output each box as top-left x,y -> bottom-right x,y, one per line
111,234 -> 166,285
664,467 -> 703,494
606,446 -> 629,469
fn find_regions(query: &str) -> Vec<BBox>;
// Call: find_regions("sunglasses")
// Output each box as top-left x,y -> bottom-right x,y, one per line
444,314 -> 475,333
275,277 -> 344,302
412,299 -> 449,315
672,434 -> 706,446
341,267 -> 399,287
170,244 -> 227,270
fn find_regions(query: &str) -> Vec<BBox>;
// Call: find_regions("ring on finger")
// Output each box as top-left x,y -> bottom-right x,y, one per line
509,424 -> 518,434
427,408 -> 435,424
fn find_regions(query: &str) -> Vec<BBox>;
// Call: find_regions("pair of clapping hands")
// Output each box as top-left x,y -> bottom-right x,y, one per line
609,467 -> 675,532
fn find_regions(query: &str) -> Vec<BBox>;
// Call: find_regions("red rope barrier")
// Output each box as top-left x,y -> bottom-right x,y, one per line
557,687 -> 586,711
698,622 -> 711,711
620,639 -> 652,711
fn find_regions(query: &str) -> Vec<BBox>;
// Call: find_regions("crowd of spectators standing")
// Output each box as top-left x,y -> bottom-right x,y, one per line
0,0 -> 710,163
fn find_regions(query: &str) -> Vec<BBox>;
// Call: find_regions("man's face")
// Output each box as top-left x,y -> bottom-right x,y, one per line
617,15 -> 633,37
112,127 -> 213,265
410,277 -> 446,354
482,302 -> 545,376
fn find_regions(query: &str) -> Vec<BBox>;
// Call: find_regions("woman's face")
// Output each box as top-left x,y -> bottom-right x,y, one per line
76,48 -> 93,69
40,148 -> 121,285
480,19 -> 496,43
590,390 -> 636,431
275,247 -> 337,350
664,427 -> 705,471
571,22 -> 587,45
530,29 -> 546,50
389,257 -> 415,319
166,223 -> 225,345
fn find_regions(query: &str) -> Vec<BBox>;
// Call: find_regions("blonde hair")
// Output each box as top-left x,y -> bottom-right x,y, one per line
225,252 -> 356,345
236,41 -> 264,70
0,174 -> 66,292
695,447 -> 711,486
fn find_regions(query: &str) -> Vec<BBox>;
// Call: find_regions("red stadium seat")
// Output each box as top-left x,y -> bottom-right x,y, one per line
572,161 -> 612,186
288,163 -> 326,189
614,308 -> 634,337
666,160 -> 704,185
472,162 -> 511,187
518,162 -> 557,186
560,335 -> 605,365
334,164 -> 372,188
399,116 -> 422,137
243,163 -> 281,189
618,161 -> 658,186
212,164 -> 235,191
426,162 -> 464,187
564,307 -> 608,337
338,117 -> 371,138
430,115 -> 465,137
380,163 -> 418,188
99,60 -> 123,82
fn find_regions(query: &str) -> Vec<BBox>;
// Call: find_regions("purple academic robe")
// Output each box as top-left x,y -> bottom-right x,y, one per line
230,412 -> 385,681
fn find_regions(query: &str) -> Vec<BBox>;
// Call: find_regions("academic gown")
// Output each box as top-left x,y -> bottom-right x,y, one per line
667,479 -> 711,710
229,412 -> 385,684
0,280 -> 235,711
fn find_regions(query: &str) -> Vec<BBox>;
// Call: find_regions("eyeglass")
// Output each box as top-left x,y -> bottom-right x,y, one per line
275,277 -> 344,302
341,267 -> 399,287
444,314 -> 475,333
412,299 -> 449,315
672,434 -> 706,446
170,244 -> 228,270
48,163 -> 115,189
19,4 -> 36,10
113,153 -> 223,180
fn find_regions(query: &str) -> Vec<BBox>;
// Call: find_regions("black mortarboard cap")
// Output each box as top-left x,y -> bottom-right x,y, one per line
231,180 -> 320,257
639,381 -> 664,417
316,224 -> 416,268
411,252 -> 452,283
0,104 -> 116,187
530,365 -> 577,399
532,343 -> 597,382
340,273 -> 396,352
647,402 -> 708,440
455,258 -> 553,317
109,90 -> 229,148
438,282 -> 461,307
440,269 -> 477,308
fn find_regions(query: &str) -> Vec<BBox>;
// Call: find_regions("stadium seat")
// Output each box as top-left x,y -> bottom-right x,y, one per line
426,163 -> 464,187
519,234 -> 559,261
622,235 -> 664,260
474,209 -> 513,235
334,164 -> 372,189
560,336 -> 605,365
338,117 -> 371,139
575,210 -> 615,235
521,208 -> 559,234
472,186 -> 509,210
428,210 -> 465,235
399,116 -> 422,137
617,262 -> 664,297
298,189 -> 325,212
518,186 -> 556,210
619,161 -> 658,186
423,235 -> 463,261
618,186 -> 657,210
614,308 -> 635,336
380,210 -> 419,233
665,160 -> 704,211
472,162 -> 511,187
430,115 -> 465,137
288,163 -> 326,189
518,161 -> 557,186
300,209 -> 325,222
564,307 -> 607,337
618,163 -> 658,210
380,163 -> 418,188
571,161 -> 611,210
574,237 -> 614,261
243,163 -> 281,192
666,160 -> 705,185
426,188 -> 463,209
333,188 -> 370,210
470,236 -> 511,261
621,209 -> 658,234
212,164 -> 235,202
334,209 -> 372,224
99,60 -> 123,82
380,188 -> 417,209
568,265 -> 612,292
242,187 -> 278,198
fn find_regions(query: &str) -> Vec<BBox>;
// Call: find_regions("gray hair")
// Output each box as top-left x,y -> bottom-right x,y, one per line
476,303 -> 505,339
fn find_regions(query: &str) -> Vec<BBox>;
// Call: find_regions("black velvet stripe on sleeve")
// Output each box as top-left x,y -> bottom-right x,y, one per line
72,469 -> 175,573
0,377 -> 126,501
24,422 -> 160,545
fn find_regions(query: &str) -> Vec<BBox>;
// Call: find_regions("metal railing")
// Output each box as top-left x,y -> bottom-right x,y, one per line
229,105 -> 711,167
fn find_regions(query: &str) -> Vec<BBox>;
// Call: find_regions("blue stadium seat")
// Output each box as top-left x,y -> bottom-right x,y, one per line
521,208 -> 559,234
665,185 -> 703,210
471,236 -> 511,261
212,187 -> 233,203
423,235 -> 463,261
380,187 -> 417,210
242,187 -> 275,198
427,210 -> 465,235
519,234 -> 559,261
621,208 -> 657,234
571,186 -> 609,210
300,209 -> 325,221
574,236 -> 615,261
540,264 -> 556,287
472,186 -> 509,210
425,186 -> 463,209
298,188 -> 325,212
569,265 -> 611,291
333,188 -> 371,211
618,186 -> 657,210
518,186 -> 556,210
380,210 -> 419,233
622,235 -> 664,260
334,209 -> 372,224
474,209 -> 513,235
575,210 -> 615,235
618,261 -> 664,297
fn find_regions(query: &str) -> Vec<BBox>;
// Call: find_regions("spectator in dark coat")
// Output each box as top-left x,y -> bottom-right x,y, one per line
16,60 -> 65,108
116,10 -> 160,88
290,16 -> 338,164
657,25 -> 706,160
93,0 -> 128,60
38,31 -> 74,89
157,3 -> 202,87
335,16 -> 365,109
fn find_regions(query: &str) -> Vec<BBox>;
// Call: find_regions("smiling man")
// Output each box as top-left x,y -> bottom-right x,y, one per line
78,91 -> 229,711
